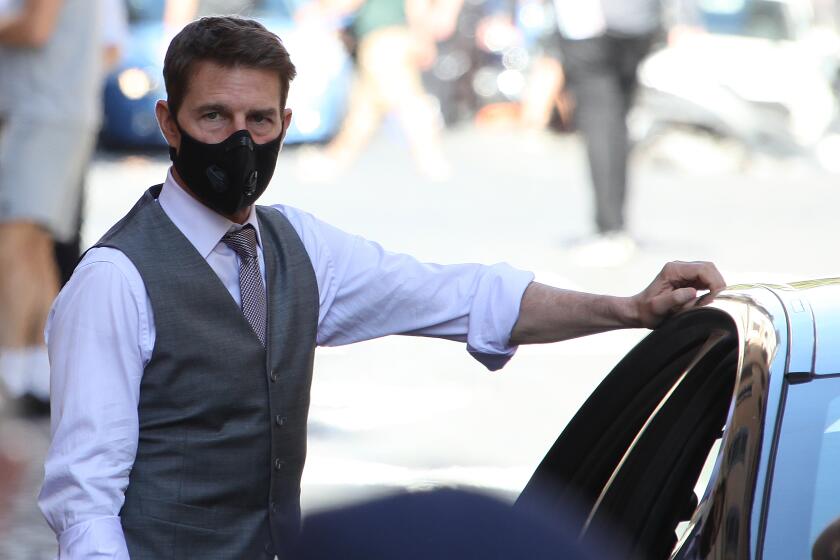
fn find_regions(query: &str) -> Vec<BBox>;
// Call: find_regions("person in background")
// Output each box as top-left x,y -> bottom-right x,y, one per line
0,0 -> 102,412
53,0 -> 128,288
552,0 -> 662,266
297,0 -> 459,182
518,0 -> 572,132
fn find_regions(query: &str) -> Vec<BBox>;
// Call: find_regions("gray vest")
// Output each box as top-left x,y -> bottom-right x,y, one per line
95,186 -> 318,559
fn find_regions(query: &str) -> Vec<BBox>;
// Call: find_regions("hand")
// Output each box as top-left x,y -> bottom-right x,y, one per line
631,261 -> 726,329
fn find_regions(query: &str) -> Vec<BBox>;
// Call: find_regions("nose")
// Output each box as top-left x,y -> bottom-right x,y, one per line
232,114 -> 248,132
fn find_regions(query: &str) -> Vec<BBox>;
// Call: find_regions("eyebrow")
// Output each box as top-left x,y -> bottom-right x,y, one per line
194,103 -> 228,115
193,104 -> 279,118
247,107 -> 279,118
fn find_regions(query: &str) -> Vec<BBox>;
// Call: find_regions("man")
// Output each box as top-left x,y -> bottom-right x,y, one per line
0,0 -> 102,410
38,16 -> 725,559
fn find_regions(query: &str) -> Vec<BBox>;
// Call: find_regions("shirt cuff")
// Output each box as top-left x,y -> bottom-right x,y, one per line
58,516 -> 130,559
467,263 -> 534,371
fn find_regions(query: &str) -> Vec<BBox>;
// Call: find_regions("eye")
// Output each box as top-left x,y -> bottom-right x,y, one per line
204,111 -> 220,121
252,114 -> 270,124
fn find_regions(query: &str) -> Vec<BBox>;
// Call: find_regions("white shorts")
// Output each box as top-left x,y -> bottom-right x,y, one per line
0,117 -> 96,241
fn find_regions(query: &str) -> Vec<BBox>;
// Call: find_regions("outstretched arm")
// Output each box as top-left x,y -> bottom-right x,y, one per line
510,261 -> 726,345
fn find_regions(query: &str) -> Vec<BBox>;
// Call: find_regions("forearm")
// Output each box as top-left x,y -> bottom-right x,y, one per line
0,16 -> 36,45
0,0 -> 62,47
39,254 -> 144,558
509,282 -> 640,345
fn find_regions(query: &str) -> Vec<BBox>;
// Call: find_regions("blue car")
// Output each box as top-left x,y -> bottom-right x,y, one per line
101,0 -> 351,148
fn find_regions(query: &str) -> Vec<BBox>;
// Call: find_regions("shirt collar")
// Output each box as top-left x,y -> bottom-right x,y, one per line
157,168 -> 263,259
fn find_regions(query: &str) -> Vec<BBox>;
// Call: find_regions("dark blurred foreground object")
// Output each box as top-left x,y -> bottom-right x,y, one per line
813,517 -> 840,560
293,487 -> 616,559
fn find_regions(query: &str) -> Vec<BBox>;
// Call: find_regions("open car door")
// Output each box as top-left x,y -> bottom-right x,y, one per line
516,285 -> 804,560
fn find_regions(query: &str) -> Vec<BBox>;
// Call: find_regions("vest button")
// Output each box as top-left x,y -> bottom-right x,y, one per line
273,458 -> 285,471
270,370 -> 279,382
275,415 -> 287,426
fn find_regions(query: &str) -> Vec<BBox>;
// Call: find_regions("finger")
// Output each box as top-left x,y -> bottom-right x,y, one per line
652,286 -> 697,317
668,261 -> 726,292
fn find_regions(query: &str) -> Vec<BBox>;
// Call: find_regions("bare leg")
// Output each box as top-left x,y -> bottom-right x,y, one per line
0,222 -> 58,399
0,222 -> 57,348
321,70 -> 384,167
367,29 -> 449,179
520,56 -> 565,130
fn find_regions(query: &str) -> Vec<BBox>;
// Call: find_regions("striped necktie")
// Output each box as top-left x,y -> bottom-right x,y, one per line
221,225 -> 267,346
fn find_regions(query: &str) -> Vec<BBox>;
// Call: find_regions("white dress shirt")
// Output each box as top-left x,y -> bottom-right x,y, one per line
38,171 -> 534,559
553,0 -> 606,40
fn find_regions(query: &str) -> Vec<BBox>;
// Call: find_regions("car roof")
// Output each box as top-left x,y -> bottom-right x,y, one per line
712,278 -> 840,377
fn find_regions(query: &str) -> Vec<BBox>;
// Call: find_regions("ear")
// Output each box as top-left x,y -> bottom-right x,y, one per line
156,100 -> 181,151
279,107 -> 293,150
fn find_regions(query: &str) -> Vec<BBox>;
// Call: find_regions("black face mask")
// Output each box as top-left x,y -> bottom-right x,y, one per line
169,124 -> 283,216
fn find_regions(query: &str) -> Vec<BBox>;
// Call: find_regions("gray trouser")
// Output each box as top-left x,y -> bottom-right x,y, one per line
559,32 -> 655,233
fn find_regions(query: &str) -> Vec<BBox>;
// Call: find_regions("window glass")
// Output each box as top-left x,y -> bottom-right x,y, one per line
762,377 -> 840,559
126,0 -> 165,23
810,395 -> 840,545
698,0 -> 794,40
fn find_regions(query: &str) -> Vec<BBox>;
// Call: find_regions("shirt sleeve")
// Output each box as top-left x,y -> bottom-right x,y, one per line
38,249 -> 149,559
274,206 -> 535,370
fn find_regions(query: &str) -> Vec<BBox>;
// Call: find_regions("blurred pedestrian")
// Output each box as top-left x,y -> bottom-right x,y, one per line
37,16 -> 724,559
297,0 -> 457,182
0,0 -> 102,410
53,0 -> 128,288
518,0 -> 572,132
552,0 -> 662,266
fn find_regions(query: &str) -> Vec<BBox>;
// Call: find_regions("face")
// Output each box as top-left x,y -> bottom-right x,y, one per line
156,60 -> 293,149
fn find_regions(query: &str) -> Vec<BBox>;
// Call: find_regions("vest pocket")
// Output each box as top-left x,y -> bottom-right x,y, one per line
138,497 -> 218,532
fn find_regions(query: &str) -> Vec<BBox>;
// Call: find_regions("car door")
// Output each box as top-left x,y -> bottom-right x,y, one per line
516,287 -> 789,560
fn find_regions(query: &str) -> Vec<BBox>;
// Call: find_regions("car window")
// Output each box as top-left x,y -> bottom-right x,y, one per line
126,0 -> 165,23
193,0 -> 298,18
699,0 -> 795,40
762,376 -> 840,559
124,0 -> 298,22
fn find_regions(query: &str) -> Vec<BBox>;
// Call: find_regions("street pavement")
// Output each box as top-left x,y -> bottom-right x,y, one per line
2,124 -> 839,558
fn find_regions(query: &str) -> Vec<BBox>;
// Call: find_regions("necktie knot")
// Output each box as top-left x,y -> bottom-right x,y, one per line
222,225 -> 258,259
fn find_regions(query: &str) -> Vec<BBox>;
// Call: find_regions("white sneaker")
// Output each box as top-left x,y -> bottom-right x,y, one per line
567,231 -> 637,267
0,346 -> 50,404
0,348 -> 28,399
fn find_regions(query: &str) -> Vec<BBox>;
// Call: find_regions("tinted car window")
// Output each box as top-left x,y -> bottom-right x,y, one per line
762,376 -> 840,559
126,0 -> 165,23
124,0 -> 297,22
699,0 -> 794,40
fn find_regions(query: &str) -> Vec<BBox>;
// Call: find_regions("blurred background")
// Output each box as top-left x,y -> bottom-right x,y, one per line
4,0 -> 840,557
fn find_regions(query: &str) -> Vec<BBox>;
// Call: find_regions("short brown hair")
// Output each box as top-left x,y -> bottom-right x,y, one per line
163,16 -> 296,119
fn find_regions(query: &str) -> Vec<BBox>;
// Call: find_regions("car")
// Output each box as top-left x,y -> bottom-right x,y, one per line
100,0 -> 351,148
631,0 -> 840,170
517,279 -> 840,559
